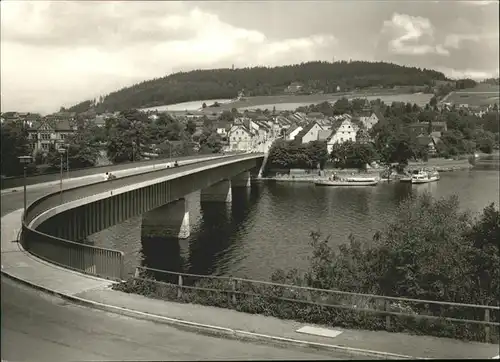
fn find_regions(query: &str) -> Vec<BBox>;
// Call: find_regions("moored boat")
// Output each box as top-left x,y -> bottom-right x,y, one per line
315,179 -> 378,186
411,169 -> 440,184
344,176 -> 378,183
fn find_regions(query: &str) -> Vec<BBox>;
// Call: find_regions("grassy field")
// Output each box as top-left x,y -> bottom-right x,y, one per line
445,84 -> 500,107
197,91 -> 433,113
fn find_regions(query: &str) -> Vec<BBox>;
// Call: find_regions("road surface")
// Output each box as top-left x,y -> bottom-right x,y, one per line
1,162 -> 356,361
1,276 -> 349,361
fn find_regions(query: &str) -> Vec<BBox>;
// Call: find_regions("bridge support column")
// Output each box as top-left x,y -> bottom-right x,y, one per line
142,198 -> 190,239
200,179 -> 232,203
231,171 -> 251,188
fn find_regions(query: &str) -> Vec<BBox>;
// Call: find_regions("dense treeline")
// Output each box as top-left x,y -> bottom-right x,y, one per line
68,61 -> 447,113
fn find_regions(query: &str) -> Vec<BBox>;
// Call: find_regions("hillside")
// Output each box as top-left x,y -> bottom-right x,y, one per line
67,61 -> 447,113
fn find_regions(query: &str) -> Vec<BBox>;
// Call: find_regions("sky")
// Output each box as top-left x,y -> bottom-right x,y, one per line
1,0 -> 499,115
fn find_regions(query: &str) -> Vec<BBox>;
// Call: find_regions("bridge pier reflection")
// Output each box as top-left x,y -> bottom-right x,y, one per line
142,198 -> 190,239
200,179 -> 232,203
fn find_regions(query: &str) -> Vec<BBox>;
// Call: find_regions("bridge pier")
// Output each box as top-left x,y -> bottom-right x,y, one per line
231,171 -> 251,188
200,179 -> 232,203
142,198 -> 190,239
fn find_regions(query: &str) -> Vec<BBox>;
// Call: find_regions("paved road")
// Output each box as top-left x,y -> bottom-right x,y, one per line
1,158 -> 353,361
1,277 -> 346,361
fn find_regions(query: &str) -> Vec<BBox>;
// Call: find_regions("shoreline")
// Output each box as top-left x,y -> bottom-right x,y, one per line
258,162 -> 474,183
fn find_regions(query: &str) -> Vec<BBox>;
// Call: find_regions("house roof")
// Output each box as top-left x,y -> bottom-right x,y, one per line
285,125 -> 301,136
230,124 -> 255,136
294,122 -> 320,141
92,116 -> 106,126
317,129 -> 333,141
214,121 -> 230,129
307,112 -> 324,118
432,122 -> 447,128
28,119 -> 75,132
416,134 -> 433,146
254,120 -> 271,130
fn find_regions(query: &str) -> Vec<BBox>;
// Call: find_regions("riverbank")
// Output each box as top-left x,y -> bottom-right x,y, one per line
260,158 -> 474,183
407,158 -> 473,172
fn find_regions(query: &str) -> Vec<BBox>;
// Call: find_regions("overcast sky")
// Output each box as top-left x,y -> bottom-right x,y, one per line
1,0 -> 499,114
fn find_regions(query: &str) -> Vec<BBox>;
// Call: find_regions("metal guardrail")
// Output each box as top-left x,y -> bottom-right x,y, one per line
20,226 -> 124,280
134,266 -> 500,343
19,154 -> 263,281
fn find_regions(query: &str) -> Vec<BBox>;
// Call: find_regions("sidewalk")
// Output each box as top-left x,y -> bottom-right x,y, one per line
2,210 -> 498,359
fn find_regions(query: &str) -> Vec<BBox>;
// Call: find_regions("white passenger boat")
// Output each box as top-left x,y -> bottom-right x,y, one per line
315,179 -> 378,187
411,170 -> 440,184
344,176 -> 378,183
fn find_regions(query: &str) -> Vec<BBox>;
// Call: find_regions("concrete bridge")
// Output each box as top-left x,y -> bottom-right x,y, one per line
21,154 -> 264,279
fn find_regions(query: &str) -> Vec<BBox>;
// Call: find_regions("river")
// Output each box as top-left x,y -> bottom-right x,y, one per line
89,158 -> 499,280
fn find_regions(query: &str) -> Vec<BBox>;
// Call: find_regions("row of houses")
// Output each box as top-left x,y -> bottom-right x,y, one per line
2,104 -> 450,156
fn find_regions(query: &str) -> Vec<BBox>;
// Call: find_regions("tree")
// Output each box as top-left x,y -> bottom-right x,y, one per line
440,130 -> 465,156
464,203 -> 500,305
185,120 -> 197,136
306,141 -> 329,169
1,122 -> 30,176
474,129 -> 495,154
332,97 -> 351,115
219,110 -> 234,123
429,95 -> 438,108
198,128 -> 223,153
47,123 -> 100,170
302,192 -> 499,306
106,110 -> 151,163
329,141 -> 378,169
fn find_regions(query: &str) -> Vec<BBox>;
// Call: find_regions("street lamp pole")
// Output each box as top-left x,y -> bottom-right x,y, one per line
18,156 -> 32,216
58,148 -> 66,204
65,144 -> 69,179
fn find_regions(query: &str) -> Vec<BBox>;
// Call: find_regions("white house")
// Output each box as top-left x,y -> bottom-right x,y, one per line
214,121 -> 230,137
358,112 -> 379,130
295,122 -> 324,144
228,124 -> 256,151
27,119 -> 77,154
285,125 -> 303,140
326,119 -> 360,153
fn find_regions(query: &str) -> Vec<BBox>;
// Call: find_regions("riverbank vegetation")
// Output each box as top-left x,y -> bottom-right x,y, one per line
114,192 -> 499,342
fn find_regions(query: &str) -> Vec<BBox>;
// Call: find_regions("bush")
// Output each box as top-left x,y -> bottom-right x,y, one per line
113,270 -> 498,343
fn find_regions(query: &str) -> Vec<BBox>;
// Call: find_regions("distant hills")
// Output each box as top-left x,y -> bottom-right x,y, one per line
67,61 -> 447,114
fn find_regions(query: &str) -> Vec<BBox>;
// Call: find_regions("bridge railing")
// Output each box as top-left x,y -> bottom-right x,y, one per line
19,154 -> 262,281
129,266 -> 500,343
20,226 -> 124,280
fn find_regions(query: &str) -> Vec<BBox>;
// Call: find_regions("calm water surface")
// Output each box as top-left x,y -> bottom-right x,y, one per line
89,166 -> 499,280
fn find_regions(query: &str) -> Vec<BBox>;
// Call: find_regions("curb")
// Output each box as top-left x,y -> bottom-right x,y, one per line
0,270 -> 419,360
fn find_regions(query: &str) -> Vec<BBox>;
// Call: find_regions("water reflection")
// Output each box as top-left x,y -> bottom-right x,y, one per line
187,201 -> 231,275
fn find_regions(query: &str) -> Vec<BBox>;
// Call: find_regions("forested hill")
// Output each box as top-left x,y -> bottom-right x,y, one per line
67,61 -> 447,113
